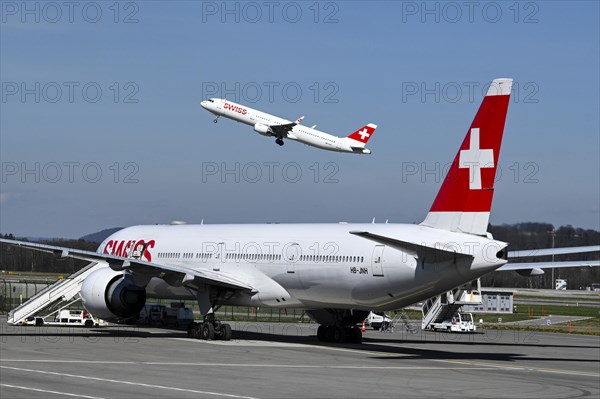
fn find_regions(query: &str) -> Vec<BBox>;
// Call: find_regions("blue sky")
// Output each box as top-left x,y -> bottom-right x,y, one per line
1,1 -> 599,238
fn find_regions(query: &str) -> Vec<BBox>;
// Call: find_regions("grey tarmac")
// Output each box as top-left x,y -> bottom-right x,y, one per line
1,317 -> 598,399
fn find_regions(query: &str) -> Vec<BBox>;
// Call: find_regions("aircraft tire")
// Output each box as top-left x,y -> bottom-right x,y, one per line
348,327 -> 362,344
333,326 -> 346,343
222,323 -> 232,341
317,325 -> 327,341
203,322 -> 215,340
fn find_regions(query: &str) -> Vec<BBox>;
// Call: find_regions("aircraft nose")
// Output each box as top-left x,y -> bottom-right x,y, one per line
200,101 -> 207,109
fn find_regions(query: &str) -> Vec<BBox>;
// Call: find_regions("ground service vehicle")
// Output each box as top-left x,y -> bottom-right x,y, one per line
365,311 -> 392,330
429,312 -> 476,333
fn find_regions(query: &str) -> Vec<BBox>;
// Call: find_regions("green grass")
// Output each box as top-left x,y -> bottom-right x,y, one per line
1,271 -> 66,279
570,318 -> 600,327
515,304 -> 600,318
488,322 -> 599,336
514,294 -> 600,302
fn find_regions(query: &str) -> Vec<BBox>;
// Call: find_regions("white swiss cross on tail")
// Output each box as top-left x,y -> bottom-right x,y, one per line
459,128 -> 494,190
358,128 -> 370,140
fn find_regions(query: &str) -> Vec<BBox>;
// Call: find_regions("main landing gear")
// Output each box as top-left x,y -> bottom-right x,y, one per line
187,313 -> 232,341
275,137 -> 284,146
317,325 -> 362,344
189,289 -> 232,341
307,309 -> 369,344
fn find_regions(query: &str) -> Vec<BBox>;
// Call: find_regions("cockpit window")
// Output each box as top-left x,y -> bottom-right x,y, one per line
208,99 -> 214,103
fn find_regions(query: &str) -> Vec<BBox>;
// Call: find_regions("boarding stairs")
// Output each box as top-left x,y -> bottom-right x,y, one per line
7,261 -> 104,325
421,279 -> 483,331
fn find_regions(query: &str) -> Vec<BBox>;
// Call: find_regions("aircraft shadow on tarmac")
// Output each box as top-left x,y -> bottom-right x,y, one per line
2,323 -> 598,364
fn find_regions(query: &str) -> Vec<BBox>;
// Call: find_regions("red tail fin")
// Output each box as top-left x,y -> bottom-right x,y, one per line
347,123 -> 377,144
421,78 -> 512,235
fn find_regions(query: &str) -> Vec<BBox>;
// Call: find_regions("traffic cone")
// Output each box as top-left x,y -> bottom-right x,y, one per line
361,321 -> 366,332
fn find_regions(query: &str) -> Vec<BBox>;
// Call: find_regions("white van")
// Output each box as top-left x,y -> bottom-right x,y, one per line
365,311 -> 392,330
55,310 -> 96,327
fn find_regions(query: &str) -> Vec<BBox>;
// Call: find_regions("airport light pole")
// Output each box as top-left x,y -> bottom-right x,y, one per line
550,229 -> 556,289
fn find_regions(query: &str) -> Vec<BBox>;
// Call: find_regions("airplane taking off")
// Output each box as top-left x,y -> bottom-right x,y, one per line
200,98 -> 377,154
4,79 -> 599,344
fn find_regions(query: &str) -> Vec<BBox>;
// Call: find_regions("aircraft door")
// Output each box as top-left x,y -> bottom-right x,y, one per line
212,242 -> 225,271
371,245 -> 385,276
285,243 -> 300,273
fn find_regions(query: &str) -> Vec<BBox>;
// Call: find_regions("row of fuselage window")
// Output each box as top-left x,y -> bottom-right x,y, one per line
299,129 -> 335,143
156,252 -> 365,263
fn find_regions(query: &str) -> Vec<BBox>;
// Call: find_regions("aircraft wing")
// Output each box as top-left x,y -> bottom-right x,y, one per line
497,260 -> 600,271
508,245 -> 600,258
349,231 -> 474,263
0,238 -> 255,292
501,245 -> 600,275
269,117 -> 303,138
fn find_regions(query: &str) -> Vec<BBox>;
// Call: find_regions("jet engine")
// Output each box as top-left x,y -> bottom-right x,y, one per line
253,123 -> 272,136
80,267 -> 147,322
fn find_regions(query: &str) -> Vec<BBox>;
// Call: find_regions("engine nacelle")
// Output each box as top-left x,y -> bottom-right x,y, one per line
80,267 -> 147,322
253,123 -> 271,136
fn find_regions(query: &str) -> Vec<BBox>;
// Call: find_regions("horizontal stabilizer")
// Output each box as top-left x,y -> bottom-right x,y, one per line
351,146 -> 372,154
349,231 -> 473,264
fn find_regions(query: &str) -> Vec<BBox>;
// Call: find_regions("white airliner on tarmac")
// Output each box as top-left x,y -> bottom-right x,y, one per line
200,98 -> 377,154
3,79 -> 599,343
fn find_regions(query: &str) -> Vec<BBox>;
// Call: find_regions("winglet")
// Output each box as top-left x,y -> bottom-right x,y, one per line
295,116 -> 304,124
